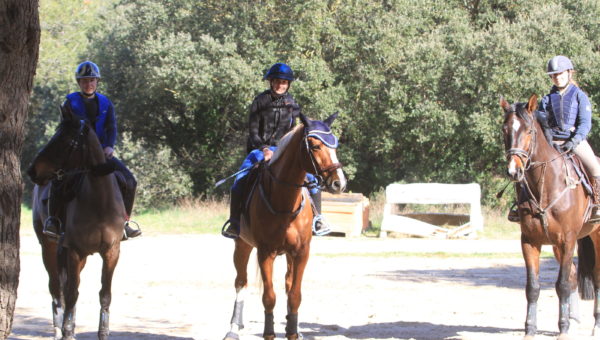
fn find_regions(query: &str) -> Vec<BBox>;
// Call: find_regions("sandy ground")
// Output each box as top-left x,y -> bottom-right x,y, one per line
9,232 -> 600,340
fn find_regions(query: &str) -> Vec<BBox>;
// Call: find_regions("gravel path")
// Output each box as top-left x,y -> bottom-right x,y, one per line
9,232 -> 599,340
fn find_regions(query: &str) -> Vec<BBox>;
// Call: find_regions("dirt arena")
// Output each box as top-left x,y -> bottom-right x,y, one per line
9,231 -> 600,340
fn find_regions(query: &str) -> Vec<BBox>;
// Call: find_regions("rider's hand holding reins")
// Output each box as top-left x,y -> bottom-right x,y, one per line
262,147 -> 273,161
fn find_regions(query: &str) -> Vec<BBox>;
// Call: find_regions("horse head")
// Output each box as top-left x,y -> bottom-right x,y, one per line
299,112 -> 347,194
500,94 -> 541,182
27,104 -> 92,186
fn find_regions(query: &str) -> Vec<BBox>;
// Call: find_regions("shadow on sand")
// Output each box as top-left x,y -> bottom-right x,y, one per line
10,314 -> 193,340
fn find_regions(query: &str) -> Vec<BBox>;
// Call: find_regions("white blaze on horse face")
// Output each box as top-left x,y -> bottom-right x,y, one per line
329,148 -> 347,189
512,119 -> 521,133
508,156 -> 519,177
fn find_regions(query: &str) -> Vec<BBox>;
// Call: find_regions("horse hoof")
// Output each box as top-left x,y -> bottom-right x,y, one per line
523,335 -> 535,340
224,332 -> 240,340
557,333 -> 571,340
287,333 -> 303,340
264,335 -> 275,340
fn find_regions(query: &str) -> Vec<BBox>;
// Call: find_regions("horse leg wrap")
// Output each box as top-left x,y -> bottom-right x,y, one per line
285,313 -> 298,337
230,300 -> 244,329
263,312 -> 275,337
98,310 -> 110,340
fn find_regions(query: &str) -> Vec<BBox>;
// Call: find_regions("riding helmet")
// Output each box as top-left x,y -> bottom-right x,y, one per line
263,63 -> 295,81
75,61 -> 101,79
546,56 -> 574,75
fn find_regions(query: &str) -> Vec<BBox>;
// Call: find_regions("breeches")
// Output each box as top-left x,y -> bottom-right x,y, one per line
573,140 -> 600,177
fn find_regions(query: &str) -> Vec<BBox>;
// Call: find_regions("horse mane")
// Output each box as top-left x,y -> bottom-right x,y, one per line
270,125 -> 303,164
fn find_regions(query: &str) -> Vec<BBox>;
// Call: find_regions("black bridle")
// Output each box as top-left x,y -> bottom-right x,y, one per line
504,108 -> 539,182
49,119 -> 90,181
259,128 -> 343,216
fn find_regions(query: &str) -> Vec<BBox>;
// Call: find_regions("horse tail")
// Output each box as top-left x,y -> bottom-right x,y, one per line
577,236 -> 596,300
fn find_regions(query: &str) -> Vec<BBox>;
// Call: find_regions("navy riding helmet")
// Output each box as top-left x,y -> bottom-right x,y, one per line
75,61 -> 101,79
263,63 -> 295,81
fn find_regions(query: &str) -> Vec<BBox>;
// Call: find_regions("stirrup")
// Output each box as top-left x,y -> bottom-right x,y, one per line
221,219 -> 239,239
43,216 -> 61,239
122,220 -> 142,241
312,215 -> 331,236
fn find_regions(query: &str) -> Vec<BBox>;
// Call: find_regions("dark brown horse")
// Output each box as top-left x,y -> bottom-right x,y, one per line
223,113 -> 346,340
501,94 -> 600,340
27,105 -> 126,340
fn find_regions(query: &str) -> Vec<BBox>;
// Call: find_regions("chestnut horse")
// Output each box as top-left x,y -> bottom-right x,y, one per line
223,113 -> 346,340
501,94 -> 600,340
27,105 -> 126,340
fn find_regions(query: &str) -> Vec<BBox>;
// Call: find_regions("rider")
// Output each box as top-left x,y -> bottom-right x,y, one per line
509,55 -> 600,223
43,61 -> 142,240
221,62 -> 330,238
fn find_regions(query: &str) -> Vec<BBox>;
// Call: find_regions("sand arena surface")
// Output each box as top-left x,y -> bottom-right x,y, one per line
9,233 -> 600,339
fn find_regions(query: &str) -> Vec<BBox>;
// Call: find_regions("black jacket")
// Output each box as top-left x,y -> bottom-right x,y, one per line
246,90 -> 301,153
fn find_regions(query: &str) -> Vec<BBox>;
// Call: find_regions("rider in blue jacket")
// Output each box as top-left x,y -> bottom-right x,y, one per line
43,61 -> 142,240
509,55 -> 600,223
221,63 -> 330,238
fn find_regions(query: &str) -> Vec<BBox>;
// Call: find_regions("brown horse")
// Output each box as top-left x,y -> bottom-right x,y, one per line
501,94 -> 600,340
27,105 -> 126,340
223,113 -> 346,340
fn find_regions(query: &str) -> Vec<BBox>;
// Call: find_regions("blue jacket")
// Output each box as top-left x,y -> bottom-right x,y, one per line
539,84 -> 592,143
65,92 -> 117,148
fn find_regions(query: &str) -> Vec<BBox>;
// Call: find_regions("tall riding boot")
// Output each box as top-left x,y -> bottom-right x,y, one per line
222,189 -> 243,239
310,190 -> 331,236
116,172 -> 142,241
589,176 -> 600,224
43,180 -> 63,239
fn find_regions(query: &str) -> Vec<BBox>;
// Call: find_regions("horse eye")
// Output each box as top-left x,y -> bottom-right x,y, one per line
310,144 -> 321,150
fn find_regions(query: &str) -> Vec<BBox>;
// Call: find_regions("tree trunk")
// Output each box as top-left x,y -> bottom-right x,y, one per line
0,1 -> 40,338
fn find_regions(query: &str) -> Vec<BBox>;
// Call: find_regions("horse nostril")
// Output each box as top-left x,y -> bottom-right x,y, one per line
331,180 -> 341,192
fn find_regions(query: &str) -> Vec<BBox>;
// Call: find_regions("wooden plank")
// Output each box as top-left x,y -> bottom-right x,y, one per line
381,215 -> 448,238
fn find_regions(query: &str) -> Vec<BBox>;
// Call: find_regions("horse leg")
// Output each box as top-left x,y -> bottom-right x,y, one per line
554,240 -> 577,339
553,246 -> 581,326
224,239 -> 253,340
98,244 -> 120,340
62,249 -> 87,340
522,239 -> 542,340
257,247 -> 277,340
40,238 -> 65,340
585,232 -> 600,337
285,247 -> 310,340
285,254 -> 293,294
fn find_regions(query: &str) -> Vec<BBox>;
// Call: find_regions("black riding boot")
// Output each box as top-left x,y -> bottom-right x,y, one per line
43,180 -> 63,239
589,176 -> 600,224
310,191 -> 331,236
222,189 -> 243,239
120,176 -> 141,240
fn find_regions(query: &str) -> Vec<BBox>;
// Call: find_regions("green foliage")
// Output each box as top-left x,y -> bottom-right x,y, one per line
24,0 -> 600,208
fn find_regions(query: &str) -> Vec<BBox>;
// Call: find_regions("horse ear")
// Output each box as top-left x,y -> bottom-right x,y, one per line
299,112 -> 310,127
499,96 -> 511,113
527,93 -> 538,113
324,112 -> 339,127
60,103 -> 74,121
